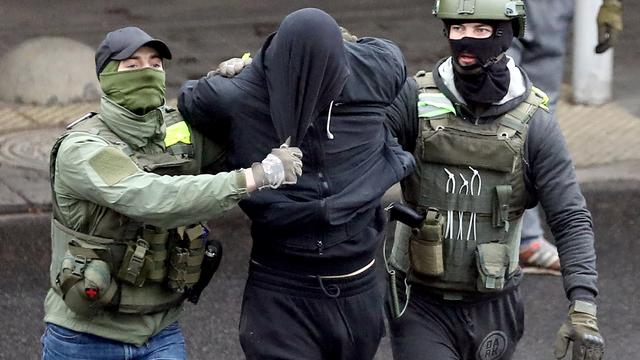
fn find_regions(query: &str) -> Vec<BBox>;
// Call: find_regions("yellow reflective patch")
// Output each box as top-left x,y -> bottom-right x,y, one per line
164,121 -> 192,147
241,52 -> 251,62
531,86 -> 550,111
418,92 -> 456,118
88,147 -> 139,186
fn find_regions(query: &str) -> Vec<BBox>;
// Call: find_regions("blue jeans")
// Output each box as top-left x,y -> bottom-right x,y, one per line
41,322 -> 186,360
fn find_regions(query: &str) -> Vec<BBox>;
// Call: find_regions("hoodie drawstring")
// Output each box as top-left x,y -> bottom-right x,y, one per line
326,100 -> 335,140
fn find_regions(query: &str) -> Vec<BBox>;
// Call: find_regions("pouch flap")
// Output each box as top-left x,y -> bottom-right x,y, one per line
422,130 -> 516,173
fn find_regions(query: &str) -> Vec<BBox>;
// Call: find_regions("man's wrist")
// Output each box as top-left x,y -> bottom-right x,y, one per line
568,287 -> 597,304
244,168 -> 256,192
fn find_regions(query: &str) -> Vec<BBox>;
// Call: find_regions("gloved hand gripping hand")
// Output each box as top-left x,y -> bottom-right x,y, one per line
251,138 -> 303,190
595,0 -> 623,53
207,53 -> 252,77
339,26 -> 358,43
554,300 -> 605,360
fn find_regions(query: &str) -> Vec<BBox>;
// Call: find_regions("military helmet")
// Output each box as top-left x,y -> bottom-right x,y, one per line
433,0 -> 526,38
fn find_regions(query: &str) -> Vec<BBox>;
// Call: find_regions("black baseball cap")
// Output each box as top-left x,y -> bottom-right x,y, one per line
95,26 -> 172,76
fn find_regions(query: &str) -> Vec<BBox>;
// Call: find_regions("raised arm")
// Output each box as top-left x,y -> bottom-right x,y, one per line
178,76 -> 233,143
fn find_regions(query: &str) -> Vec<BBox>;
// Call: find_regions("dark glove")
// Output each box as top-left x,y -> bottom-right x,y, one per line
595,0 -> 623,53
207,53 -> 252,77
251,138 -> 303,189
554,300 -> 605,360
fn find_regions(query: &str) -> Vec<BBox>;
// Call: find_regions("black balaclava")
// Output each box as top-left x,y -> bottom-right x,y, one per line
446,20 -> 514,106
263,8 -> 350,146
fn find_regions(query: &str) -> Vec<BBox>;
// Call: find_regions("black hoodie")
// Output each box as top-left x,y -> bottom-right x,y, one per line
179,8 -> 415,275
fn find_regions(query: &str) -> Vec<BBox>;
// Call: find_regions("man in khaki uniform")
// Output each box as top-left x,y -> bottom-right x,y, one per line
41,27 -> 302,359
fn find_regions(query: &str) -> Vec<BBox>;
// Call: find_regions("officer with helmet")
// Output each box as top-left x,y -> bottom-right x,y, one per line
41,26 -> 302,359
384,0 -> 604,359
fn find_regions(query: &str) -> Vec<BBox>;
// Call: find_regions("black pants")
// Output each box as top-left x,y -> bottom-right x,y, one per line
388,286 -> 525,360
239,261 -> 385,360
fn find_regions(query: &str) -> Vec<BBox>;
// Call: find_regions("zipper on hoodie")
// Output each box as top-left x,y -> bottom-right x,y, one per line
317,171 -> 329,255
306,121 -> 329,256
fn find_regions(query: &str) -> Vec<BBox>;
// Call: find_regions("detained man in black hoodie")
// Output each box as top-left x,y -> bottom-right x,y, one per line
178,8 -> 415,360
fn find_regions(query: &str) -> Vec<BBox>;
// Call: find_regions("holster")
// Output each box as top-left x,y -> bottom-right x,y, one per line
409,208 -> 445,277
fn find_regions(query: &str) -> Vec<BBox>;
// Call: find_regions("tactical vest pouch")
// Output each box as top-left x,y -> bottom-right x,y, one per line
117,239 -> 152,287
142,228 -> 170,283
167,225 -> 205,293
476,243 -> 509,292
168,247 -> 189,292
409,209 -> 445,277
57,251 -> 117,317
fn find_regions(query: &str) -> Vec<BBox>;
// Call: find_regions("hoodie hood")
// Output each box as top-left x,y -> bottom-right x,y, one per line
435,56 -> 530,118
261,8 -> 350,146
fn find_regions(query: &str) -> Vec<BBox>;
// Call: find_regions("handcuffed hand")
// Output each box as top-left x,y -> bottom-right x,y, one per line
554,300 -> 604,360
251,138 -> 303,190
595,0 -> 623,53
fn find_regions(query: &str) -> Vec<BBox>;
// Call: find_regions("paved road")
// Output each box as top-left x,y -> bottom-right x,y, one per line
2,183 -> 638,359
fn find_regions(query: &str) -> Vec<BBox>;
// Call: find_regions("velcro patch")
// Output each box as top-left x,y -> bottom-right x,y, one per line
88,147 -> 139,186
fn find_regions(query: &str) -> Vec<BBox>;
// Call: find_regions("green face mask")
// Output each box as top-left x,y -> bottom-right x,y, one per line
99,62 -> 166,115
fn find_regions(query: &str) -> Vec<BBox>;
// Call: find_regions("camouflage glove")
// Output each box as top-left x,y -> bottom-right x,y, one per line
251,139 -> 303,190
207,53 -> 252,77
595,0 -> 623,53
339,26 -> 358,43
554,300 -> 605,360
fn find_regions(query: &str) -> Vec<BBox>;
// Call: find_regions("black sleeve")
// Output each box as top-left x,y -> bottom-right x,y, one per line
178,77 -> 231,144
384,77 -> 419,153
525,110 -> 598,303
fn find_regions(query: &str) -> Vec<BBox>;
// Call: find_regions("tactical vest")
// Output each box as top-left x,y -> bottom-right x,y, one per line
400,71 -> 548,293
49,106 -> 209,315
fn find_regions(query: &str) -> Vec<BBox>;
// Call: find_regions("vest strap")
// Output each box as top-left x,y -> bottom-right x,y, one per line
414,70 -> 436,89
52,218 -> 114,245
493,185 -> 512,234
496,89 -> 542,138
57,256 -> 88,295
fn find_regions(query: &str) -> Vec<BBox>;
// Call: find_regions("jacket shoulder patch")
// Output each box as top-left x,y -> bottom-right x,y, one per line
88,147 -> 139,186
